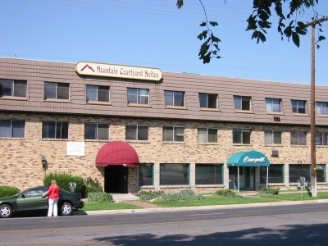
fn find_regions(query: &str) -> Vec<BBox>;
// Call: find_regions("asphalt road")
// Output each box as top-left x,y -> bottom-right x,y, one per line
1,203 -> 328,245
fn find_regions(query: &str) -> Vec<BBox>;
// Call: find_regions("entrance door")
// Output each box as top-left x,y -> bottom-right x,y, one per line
229,166 -> 255,191
105,166 -> 128,193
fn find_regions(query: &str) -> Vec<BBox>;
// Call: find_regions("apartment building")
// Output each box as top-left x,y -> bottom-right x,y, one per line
0,57 -> 327,193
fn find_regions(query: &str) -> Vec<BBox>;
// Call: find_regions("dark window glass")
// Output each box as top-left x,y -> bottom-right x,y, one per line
234,96 -> 251,110
84,123 -> 109,140
98,86 -> 109,102
0,120 -> 25,138
291,100 -> 306,114
291,131 -> 307,145
233,129 -> 251,144
160,164 -> 189,185
317,164 -> 325,183
260,164 -> 284,184
0,79 -> 27,97
42,121 -> 68,139
44,82 -> 69,100
139,164 -> 154,186
164,91 -> 184,106
196,164 -> 223,184
126,125 -> 148,141
289,164 -> 311,183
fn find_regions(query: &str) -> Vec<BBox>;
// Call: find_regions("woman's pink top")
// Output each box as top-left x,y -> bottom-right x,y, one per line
47,185 -> 60,199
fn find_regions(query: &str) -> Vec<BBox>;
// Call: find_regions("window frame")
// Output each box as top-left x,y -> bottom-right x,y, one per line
125,125 -> 149,141
198,128 -> 218,143
316,101 -> 328,115
84,123 -> 110,140
163,126 -> 185,142
0,120 -> 25,138
265,98 -> 282,113
232,129 -> 251,144
315,132 -> 328,146
42,121 -> 69,139
44,82 -> 70,100
234,95 -> 252,111
195,164 -> 223,185
164,90 -> 185,107
199,93 -> 218,109
127,88 -> 149,105
290,131 -> 307,145
0,79 -> 27,98
291,100 -> 306,114
138,163 -> 154,186
264,130 -> 282,145
260,164 -> 284,184
86,85 -> 110,102
160,163 -> 190,185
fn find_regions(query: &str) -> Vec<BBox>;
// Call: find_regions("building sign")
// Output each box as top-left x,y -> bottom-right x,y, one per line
67,142 -> 85,156
75,61 -> 163,82
243,156 -> 266,164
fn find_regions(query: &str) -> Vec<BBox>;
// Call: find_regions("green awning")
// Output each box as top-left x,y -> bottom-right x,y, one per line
227,150 -> 270,167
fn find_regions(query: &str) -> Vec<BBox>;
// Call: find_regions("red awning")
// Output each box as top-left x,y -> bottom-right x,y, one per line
95,141 -> 139,166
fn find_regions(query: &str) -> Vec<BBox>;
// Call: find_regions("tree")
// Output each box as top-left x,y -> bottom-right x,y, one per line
176,0 -> 326,64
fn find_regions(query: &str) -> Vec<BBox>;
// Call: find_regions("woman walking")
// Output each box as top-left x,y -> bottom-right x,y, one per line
43,180 -> 60,217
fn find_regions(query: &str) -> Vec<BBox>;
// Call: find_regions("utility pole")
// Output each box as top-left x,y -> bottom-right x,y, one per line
305,16 -> 328,197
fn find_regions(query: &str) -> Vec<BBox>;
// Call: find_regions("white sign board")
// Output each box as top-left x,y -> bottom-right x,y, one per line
67,142 -> 85,156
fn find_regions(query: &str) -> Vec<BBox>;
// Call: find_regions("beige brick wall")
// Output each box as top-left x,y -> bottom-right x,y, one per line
1,112 -> 327,192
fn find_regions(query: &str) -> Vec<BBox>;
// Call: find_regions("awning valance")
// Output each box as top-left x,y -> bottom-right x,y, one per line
95,141 -> 139,166
227,150 -> 270,167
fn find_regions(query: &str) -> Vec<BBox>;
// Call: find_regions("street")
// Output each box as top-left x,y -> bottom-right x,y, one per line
1,203 -> 328,245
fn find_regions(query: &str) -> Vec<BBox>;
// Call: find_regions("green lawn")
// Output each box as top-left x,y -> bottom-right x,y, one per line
83,201 -> 142,211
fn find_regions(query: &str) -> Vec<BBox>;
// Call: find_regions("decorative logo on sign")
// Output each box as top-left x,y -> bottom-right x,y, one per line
243,156 -> 266,163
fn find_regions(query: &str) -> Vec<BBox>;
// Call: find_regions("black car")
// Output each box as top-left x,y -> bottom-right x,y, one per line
0,186 -> 84,218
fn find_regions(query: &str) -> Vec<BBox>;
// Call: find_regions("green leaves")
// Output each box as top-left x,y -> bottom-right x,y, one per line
197,22 -> 221,64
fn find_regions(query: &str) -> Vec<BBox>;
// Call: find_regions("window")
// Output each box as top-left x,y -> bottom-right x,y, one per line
316,132 -> 328,146
164,90 -> 184,107
160,164 -> 189,185
0,79 -> 27,97
317,164 -> 326,183
233,129 -> 251,144
316,102 -> 328,115
126,125 -> 149,141
234,96 -> 251,111
127,88 -> 149,104
195,164 -> 223,184
260,164 -> 284,184
291,100 -> 306,114
291,131 -> 306,145
42,121 -> 68,139
264,130 -> 282,145
0,120 -> 25,138
289,164 -> 310,183
199,93 -> 218,108
198,128 -> 217,143
86,85 -> 110,102
44,82 -> 69,100
163,126 -> 184,142
85,123 -> 109,140
139,163 -> 154,186
266,98 -> 282,113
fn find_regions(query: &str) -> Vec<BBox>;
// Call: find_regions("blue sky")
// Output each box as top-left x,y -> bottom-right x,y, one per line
1,0 -> 327,85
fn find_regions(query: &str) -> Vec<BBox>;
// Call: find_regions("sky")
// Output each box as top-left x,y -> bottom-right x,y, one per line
1,0 -> 328,85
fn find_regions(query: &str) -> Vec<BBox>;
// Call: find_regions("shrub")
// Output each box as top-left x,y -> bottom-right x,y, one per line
44,172 -> 86,197
0,186 -> 20,198
84,177 -> 103,197
87,192 -> 113,203
215,189 -> 241,198
259,187 -> 280,196
136,190 -> 164,201
161,189 -> 205,201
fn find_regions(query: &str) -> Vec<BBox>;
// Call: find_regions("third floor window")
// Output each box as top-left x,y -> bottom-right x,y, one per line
234,96 -> 251,111
199,93 -> 218,109
266,98 -> 282,113
44,82 -> 69,100
316,102 -> 328,115
164,90 -> 184,107
0,79 -> 27,97
291,100 -> 306,114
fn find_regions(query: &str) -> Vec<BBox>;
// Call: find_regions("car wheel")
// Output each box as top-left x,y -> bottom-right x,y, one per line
0,204 -> 13,218
60,202 -> 73,216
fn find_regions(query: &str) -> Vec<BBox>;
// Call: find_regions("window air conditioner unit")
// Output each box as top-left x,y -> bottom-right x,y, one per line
271,150 -> 279,157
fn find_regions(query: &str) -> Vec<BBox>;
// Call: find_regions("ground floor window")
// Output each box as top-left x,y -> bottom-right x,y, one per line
195,164 -> 223,184
317,164 -> 326,183
160,164 -> 189,185
289,164 -> 311,183
138,163 -> 154,186
260,164 -> 284,184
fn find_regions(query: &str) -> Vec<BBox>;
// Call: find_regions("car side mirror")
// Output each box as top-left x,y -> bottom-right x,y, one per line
21,194 -> 25,198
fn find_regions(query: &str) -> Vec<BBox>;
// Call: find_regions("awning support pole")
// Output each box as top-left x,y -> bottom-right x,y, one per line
238,166 -> 240,194
266,166 -> 269,188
